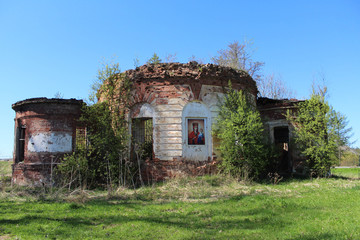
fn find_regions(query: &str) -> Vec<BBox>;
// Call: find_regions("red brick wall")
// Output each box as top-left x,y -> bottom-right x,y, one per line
12,98 -> 82,185
141,157 -> 218,182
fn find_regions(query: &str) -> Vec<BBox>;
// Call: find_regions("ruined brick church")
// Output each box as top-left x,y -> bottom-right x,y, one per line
11,62 -> 301,185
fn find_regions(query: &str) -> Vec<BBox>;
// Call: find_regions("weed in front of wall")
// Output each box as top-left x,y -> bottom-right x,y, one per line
268,172 -> 283,185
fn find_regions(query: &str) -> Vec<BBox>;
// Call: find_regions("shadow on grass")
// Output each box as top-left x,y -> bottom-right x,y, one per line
329,175 -> 353,180
263,172 -> 360,185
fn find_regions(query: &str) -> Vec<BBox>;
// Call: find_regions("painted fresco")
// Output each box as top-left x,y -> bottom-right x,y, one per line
187,119 -> 205,145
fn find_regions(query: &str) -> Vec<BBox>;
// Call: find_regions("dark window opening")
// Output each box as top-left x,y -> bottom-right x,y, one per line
274,127 -> 290,172
274,127 -> 289,144
131,118 -> 153,160
17,126 -> 26,163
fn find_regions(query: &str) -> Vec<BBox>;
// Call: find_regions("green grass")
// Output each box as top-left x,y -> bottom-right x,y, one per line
331,167 -> 360,179
1,177 -> 360,239
0,160 -> 12,189
0,160 -> 12,177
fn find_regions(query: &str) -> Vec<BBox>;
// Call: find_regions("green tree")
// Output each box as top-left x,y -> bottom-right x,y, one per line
146,53 -> 162,64
330,110 -> 354,165
214,85 -> 268,180
287,89 -> 337,176
340,147 -> 360,166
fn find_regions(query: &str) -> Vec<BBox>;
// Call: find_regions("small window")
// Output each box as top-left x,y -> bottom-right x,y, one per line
132,118 -> 152,144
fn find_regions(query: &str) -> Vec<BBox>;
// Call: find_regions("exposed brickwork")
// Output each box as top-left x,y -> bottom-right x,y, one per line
98,62 -> 259,181
126,62 -> 258,105
12,162 -> 59,186
142,157 -> 218,182
12,98 -> 83,185
257,97 -> 303,120
11,63 -> 306,184
257,97 -> 305,174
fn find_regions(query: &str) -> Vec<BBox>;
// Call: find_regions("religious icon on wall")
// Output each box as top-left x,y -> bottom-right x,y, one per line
187,119 -> 205,145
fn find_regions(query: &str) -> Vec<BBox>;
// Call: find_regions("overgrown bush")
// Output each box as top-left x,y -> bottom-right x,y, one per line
57,62 -> 143,190
340,150 -> 360,166
214,85 -> 277,180
57,102 -> 134,189
287,90 -> 337,177
57,147 -> 89,189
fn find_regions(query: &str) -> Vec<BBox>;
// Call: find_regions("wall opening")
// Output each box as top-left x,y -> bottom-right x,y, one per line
131,118 -> 153,160
15,125 -> 26,163
273,126 -> 290,172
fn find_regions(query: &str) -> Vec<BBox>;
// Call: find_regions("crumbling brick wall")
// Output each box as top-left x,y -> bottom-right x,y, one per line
102,62 -> 258,180
257,97 -> 305,174
12,98 -> 83,185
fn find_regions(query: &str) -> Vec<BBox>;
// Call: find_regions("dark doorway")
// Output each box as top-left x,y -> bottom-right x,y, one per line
274,127 -> 290,173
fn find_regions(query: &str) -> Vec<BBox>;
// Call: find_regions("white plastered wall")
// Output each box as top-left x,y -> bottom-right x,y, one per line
28,132 -> 72,153
182,102 -> 212,161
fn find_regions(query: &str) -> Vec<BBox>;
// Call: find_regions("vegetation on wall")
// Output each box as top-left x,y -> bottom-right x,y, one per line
56,57 -> 354,188
58,61 -> 139,189
146,53 -> 162,65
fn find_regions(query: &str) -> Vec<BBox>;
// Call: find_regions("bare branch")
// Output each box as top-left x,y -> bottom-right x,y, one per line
188,55 -> 204,64
258,73 -> 294,99
164,53 -> 177,63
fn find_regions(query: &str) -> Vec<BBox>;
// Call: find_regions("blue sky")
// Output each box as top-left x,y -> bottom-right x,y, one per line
1,0 -> 359,158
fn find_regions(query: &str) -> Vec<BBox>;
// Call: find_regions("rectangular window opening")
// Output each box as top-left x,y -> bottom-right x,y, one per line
76,126 -> 87,149
131,118 -> 153,160
17,126 -> 26,163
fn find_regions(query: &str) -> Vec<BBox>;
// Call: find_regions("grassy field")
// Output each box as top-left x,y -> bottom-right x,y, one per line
0,160 -> 12,177
331,167 -> 360,179
1,175 -> 360,239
